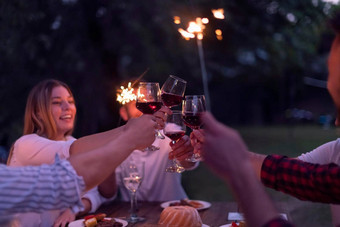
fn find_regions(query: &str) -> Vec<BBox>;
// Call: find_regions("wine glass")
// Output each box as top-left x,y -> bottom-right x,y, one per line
182,95 -> 206,162
121,160 -> 145,223
161,75 -> 187,108
164,111 -> 186,173
136,82 -> 163,151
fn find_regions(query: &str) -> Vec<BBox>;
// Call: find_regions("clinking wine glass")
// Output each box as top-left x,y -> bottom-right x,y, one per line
136,82 -> 163,151
121,161 -> 145,223
161,75 -> 187,108
164,111 -> 186,173
182,95 -> 206,162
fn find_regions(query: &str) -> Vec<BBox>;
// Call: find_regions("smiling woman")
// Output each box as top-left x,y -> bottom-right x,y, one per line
50,86 -> 77,141
5,79 -> 116,227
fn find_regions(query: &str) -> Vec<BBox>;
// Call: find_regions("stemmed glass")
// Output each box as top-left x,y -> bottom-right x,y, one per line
161,75 -> 187,108
164,111 -> 186,173
121,160 -> 145,223
136,82 -> 163,151
182,95 -> 206,162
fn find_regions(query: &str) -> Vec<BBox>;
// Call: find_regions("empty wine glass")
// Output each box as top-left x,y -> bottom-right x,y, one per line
136,82 -> 163,151
161,75 -> 187,108
164,111 -> 186,173
121,160 -> 145,223
182,95 -> 206,162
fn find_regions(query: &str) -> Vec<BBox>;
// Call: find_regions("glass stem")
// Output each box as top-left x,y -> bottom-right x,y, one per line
130,191 -> 138,219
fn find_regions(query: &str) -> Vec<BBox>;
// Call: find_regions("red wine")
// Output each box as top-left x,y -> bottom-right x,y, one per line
161,93 -> 183,107
136,101 -> 163,114
165,130 -> 185,141
182,113 -> 202,129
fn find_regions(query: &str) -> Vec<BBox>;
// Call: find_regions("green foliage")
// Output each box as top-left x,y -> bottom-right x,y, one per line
0,0 -> 337,147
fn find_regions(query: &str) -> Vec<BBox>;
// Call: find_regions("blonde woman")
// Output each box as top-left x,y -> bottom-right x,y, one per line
7,79 -> 170,227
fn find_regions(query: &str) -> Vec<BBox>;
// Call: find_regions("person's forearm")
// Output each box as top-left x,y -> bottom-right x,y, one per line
247,151 -> 266,179
98,172 -> 117,198
262,155 -> 340,203
69,126 -> 125,155
227,161 -> 280,227
69,133 -> 134,190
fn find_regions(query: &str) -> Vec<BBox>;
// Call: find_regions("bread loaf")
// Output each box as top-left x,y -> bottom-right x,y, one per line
158,206 -> 203,227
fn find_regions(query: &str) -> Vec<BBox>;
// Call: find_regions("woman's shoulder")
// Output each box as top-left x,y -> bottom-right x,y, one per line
15,134 -> 45,144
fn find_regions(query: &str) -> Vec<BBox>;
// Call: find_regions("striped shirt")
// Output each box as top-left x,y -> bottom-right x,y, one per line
0,156 -> 85,215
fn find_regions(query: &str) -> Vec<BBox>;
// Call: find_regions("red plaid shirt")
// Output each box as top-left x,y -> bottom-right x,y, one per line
261,154 -> 340,203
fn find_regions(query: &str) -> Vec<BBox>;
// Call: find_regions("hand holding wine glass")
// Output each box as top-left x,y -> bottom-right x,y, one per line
164,111 -> 186,173
161,75 -> 187,108
182,95 -> 206,162
136,82 -> 163,150
121,160 -> 145,223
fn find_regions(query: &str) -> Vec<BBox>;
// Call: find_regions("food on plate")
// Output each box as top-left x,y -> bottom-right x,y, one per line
83,213 -> 123,227
231,221 -> 247,227
158,206 -> 203,227
84,217 -> 97,227
169,199 -> 204,209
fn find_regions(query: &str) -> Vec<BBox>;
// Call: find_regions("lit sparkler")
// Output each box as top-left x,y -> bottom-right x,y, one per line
176,17 -> 212,111
116,82 -> 137,105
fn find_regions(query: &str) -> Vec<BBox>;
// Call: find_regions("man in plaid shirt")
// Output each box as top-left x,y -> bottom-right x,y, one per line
186,11 -> 340,227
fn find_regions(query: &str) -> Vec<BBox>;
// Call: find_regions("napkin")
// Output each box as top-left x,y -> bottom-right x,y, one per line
227,212 -> 288,221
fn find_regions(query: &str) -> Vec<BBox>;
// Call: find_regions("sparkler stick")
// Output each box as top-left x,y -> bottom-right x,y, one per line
196,38 -> 211,111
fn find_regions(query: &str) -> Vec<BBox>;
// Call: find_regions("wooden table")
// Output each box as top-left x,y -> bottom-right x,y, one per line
94,201 -> 290,227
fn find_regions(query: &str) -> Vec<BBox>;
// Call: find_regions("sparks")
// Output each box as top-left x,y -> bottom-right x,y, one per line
212,8 -> 225,19
174,16 -> 181,24
116,82 -> 137,105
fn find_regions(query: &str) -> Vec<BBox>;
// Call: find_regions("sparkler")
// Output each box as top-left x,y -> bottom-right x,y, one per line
176,10 -> 225,111
116,82 -> 137,105
116,68 -> 150,105
176,17 -> 211,111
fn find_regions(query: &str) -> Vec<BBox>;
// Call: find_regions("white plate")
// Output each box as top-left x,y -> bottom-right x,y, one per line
160,200 -> 211,211
68,217 -> 128,227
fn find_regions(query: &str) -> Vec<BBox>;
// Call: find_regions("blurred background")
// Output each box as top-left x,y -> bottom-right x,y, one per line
1,0 -> 340,225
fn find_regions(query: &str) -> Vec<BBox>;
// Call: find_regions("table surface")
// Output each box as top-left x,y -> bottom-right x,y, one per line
92,201 -> 290,227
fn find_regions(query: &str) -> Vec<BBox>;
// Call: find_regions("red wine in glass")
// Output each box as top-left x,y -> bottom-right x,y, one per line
164,111 -> 186,173
164,130 -> 186,141
182,113 -> 202,129
136,101 -> 163,114
182,95 -> 206,162
161,75 -> 186,108
161,92 -> 183,108
136,82 -> 164,150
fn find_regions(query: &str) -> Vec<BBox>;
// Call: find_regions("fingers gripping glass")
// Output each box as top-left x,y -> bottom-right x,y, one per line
164,111 -> 186,173
182,95 -> 206,162
136,82 -> 163,151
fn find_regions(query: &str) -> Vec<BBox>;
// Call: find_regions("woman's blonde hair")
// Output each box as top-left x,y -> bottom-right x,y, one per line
7,79 -> 76,165
23,79 -> 76,139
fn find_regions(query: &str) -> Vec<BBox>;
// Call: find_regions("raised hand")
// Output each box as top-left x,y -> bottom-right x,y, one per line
153,106 -> 172,129
190,129 -> 204,156
124,114 -> 158,150
201,112 -> 249,179
169,135 -> 193,161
